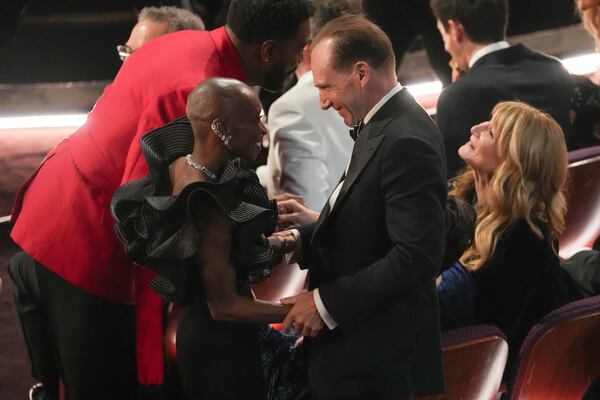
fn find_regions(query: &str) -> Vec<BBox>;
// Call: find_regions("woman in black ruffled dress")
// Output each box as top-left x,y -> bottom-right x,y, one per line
111,78 -> 307,400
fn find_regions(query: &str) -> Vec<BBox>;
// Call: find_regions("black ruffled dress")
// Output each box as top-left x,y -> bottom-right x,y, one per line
111,117 -> 308,400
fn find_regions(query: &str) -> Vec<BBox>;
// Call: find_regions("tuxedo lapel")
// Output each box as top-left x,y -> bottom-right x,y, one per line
331,124 -> 383,212
312,88 -> 412,239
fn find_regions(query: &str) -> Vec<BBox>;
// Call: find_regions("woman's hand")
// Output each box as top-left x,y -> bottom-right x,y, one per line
276,199 -> 319,228
266,230 -> 298,253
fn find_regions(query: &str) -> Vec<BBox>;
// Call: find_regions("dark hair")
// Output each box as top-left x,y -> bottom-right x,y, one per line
430,0 -> 508,44
227,0 -> 310,43
310,0 -> 362,38
443,196 -> 476,268
312,14 -> 394,71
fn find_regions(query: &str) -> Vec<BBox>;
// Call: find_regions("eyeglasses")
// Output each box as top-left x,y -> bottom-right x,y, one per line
116,44 -> 133,62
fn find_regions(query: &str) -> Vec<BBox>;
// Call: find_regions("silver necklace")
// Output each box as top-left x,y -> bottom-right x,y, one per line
185,154 -> 217,180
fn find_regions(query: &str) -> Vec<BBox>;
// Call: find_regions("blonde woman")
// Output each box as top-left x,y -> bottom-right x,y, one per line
438,101 -> 582,369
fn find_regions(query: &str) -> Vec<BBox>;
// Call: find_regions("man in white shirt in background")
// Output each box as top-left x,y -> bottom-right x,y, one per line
257,0 -> 360,210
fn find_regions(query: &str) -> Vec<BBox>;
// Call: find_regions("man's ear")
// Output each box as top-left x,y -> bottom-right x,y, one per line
259,40 -> 278,63
355,61 -> 370,88
447,19 -> 465,42
300,40 -> 312,64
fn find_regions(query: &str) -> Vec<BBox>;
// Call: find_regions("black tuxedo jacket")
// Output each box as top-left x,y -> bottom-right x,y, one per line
436,44 -> 574,178
297,89 -> 447,399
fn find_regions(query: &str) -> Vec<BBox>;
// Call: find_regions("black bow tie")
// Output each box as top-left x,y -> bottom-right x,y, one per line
349,122 -> 363,142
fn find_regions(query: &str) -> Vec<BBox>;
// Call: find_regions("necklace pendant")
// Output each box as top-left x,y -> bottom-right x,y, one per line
185,154 -> 217,180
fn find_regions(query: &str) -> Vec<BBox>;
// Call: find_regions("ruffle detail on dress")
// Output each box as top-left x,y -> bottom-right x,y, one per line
111,116 -> 277,304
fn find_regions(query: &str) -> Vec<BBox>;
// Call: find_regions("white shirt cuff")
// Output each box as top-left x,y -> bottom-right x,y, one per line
313,288 -> 338,330
285,229 -> 303,264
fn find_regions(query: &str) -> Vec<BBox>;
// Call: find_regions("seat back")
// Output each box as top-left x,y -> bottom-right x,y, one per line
559,152 -> 600,258
417,325 -> 508,400
509,295 -> 600,400
251,261 -> 308,302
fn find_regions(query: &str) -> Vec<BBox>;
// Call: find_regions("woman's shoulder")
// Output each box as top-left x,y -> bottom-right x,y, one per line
498,219 -> 550,248
484,219 -> 555,273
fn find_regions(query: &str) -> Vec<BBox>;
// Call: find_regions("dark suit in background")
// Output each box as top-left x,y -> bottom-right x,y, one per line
298,88 -> 447,399
436,44 -> 573,178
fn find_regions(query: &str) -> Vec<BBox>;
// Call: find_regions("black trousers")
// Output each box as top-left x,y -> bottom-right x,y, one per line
8,251 -> 137,400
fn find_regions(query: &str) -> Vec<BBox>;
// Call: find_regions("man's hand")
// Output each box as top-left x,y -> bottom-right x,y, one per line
277,199 -> 319,228
272,192 -> 307,207
280,291 -> 325,337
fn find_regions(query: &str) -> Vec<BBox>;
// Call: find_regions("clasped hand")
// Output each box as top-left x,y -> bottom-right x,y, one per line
280,291 -> 325,337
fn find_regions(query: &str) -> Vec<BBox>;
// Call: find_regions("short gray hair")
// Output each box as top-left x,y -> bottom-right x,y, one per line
139,6 -> 205,32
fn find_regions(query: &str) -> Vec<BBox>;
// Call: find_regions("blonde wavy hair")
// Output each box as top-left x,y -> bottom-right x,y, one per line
450,101 -> 568,271
579,2 -> 600,46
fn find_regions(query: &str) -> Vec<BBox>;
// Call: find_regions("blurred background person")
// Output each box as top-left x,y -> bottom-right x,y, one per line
431,0 -> 574,179
362,0 -> 452,86
578,0 -> 600,47
117,5 -> 205,62
258,0 -> 360,210
570,0 -> 600,148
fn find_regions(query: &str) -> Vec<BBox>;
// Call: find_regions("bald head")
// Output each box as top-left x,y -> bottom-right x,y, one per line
186,77 -> 266,162
186,77 -> 257,139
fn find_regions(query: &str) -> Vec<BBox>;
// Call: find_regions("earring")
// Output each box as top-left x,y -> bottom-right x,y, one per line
263,57 -> 270,63
211,120 -> 232,146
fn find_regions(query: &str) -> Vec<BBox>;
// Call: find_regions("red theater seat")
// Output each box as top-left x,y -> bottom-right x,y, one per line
417,325 -> 508,400
251,262 -> 308,301
559,150 -> 600,258
508,295 -> 600,400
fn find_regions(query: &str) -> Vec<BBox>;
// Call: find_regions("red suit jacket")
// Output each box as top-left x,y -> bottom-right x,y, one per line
10,27 -> 246,384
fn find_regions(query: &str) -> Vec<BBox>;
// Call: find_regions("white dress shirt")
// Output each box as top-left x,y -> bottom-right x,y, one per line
468,41 -> 510,68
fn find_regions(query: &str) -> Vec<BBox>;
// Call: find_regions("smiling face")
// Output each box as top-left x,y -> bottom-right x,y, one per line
458,120 -> 501,175
311,38 -> 366,127
225,87 -> 267,163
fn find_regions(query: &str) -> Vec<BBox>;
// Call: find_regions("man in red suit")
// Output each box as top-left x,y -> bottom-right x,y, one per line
7,1 -> 310,399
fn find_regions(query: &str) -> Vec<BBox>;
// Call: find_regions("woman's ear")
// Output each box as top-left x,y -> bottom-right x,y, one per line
211,119 -> 232,145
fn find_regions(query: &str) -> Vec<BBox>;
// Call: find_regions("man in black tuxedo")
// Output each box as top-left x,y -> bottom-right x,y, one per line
431,0 -> 573,178
271,15 -> 447,400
